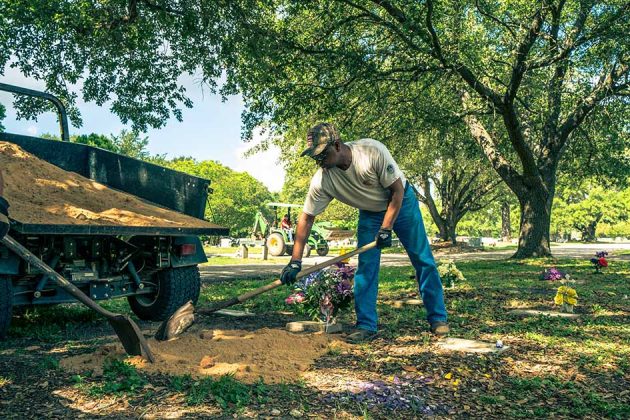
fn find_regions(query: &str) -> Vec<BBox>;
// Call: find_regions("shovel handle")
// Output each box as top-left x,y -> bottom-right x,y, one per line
235,241 -> 377,303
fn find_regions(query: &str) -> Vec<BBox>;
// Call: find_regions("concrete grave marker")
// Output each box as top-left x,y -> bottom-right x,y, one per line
215,309 -> 255,317
436,337 -> 509,354
286,321 -> 343,333
508,309 -> 579,319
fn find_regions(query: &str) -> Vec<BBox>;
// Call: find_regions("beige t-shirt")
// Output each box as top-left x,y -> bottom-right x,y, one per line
303,139 -> 406,216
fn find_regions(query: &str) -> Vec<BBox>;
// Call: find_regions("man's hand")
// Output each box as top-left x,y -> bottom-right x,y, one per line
0,197 -> 9,240
280,260 -> 302,285
375,228 -> 392,249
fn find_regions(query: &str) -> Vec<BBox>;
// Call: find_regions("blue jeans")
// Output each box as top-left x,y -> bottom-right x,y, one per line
354,184 -> 448,331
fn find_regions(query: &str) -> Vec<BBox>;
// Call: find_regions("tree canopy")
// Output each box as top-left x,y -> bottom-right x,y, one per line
2,0 -> 628,257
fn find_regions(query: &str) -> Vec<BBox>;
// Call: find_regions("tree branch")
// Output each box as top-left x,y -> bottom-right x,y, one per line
556,62 -> 629,153
425,0 -> 504,109
461,97 -> 525,194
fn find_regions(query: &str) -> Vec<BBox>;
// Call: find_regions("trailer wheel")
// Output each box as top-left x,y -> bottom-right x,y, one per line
267,233 -> 286,257
0,276 -> 13,339
128,266 -> 201,321
316,244 -> 329,257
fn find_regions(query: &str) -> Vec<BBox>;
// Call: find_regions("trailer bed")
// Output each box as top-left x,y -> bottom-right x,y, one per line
1,140 -> 228,237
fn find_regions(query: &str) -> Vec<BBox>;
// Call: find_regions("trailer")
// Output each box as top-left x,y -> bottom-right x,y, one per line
0,83 -> 229,338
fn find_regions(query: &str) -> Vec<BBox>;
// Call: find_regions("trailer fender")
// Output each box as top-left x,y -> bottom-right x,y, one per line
170,236 -> 207,267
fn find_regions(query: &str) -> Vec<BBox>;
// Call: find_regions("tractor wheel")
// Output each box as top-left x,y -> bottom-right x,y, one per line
128,266 -> 201,321
267,233 -> 286,257
316,243 -> 329,257
0,276 -> 13,339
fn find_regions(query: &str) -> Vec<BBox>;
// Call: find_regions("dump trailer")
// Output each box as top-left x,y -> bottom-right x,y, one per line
0,83 -> 228,338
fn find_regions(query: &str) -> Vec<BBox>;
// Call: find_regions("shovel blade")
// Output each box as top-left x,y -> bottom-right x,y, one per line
154,301 -> 196,341
109,315 -> 155,362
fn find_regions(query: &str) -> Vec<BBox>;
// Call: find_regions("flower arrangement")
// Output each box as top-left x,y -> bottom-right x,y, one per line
590,251 -> 609,273
285,263 -> 355,323
437,259 -> 465,288
554,285 -> 578,313
540,267 -> 569,281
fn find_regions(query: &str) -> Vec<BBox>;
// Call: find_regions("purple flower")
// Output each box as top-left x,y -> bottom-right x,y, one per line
335,264 -> 356,281
595,251 -> 609,258
541,267 -> 566,281
335,279 -> 353,297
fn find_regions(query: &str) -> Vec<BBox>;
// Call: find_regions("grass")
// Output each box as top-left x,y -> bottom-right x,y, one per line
4,255 -> 629,418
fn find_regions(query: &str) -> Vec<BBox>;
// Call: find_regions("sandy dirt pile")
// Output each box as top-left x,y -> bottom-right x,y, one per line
60,328 -> 331,384
0,141 -> 220,228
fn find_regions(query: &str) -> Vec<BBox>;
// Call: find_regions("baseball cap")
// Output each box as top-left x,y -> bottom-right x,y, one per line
301,123 -> 340,157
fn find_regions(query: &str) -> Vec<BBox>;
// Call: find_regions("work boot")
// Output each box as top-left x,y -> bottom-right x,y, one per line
430,321 -> 450,336
345,328 -> 377,344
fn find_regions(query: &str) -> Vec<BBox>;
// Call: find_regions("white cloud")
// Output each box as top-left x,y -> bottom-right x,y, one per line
26,125 -> 38,135
233,128 -> 285,193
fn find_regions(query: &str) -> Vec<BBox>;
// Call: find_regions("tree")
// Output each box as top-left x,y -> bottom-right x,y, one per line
551,182 -> 629,241
399,127 -> 502,244
41,130 -> 150,159
165,158 -> 277,237
2,1 -> 628,258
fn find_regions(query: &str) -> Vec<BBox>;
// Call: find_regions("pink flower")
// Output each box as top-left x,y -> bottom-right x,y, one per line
285,292 -> 305,305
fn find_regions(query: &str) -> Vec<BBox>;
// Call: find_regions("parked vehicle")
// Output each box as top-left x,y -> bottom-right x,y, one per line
0,83 -> 228,338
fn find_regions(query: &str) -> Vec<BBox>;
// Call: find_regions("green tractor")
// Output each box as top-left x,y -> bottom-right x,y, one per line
252,203 -> 329,257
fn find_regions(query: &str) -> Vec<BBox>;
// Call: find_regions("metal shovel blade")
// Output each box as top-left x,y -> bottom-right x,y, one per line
154,300 -> 195,341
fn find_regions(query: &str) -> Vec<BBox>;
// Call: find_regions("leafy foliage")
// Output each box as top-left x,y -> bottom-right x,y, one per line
164,158 -> 277,236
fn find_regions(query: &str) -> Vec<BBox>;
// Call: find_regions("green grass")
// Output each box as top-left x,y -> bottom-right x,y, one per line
5,255 -> 629,417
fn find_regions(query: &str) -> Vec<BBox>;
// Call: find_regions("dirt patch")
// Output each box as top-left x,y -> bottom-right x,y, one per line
0,141 -> 220,228
60,328 -> 331,384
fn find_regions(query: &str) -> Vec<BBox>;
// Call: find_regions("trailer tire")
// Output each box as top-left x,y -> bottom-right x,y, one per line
128,266 -> 201,321
267,233 -> 286,257
316,244 -> 329,257
0,276 -> 13,339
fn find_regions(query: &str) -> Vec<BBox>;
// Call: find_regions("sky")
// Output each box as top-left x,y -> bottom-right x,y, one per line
0,65 -> 285,192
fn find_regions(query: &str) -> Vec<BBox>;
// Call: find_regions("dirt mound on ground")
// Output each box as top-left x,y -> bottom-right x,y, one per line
0,141 -> 220,228
60,328 -> 331,384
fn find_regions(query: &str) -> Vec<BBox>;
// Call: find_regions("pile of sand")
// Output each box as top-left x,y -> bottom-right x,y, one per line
60,328 -> 331,384
0,141 -> 221,228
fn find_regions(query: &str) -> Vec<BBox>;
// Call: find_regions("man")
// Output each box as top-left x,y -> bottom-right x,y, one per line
0,172 -> 9,240
280,213 -> 293,242
280,123 -> 448,342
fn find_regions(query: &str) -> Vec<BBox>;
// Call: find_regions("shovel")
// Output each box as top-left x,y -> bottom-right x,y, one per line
155,241 -> 378,340
1,235 -> 155,362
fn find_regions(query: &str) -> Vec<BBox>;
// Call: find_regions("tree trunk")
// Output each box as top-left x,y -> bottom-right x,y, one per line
437,224 -> 449,242
579,216 -> 600,242
501,201 -> 511,241
446,223 -> 457,245
512,190 -> 552,258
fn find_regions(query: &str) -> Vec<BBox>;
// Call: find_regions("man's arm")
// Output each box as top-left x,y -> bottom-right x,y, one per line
381,178 -> 405,229
279,212 -> 315,285
290,212 -> 315,261
375,178 -> 404,248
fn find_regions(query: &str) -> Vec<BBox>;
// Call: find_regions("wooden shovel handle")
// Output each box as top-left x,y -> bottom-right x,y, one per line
235,241 -> 377,303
